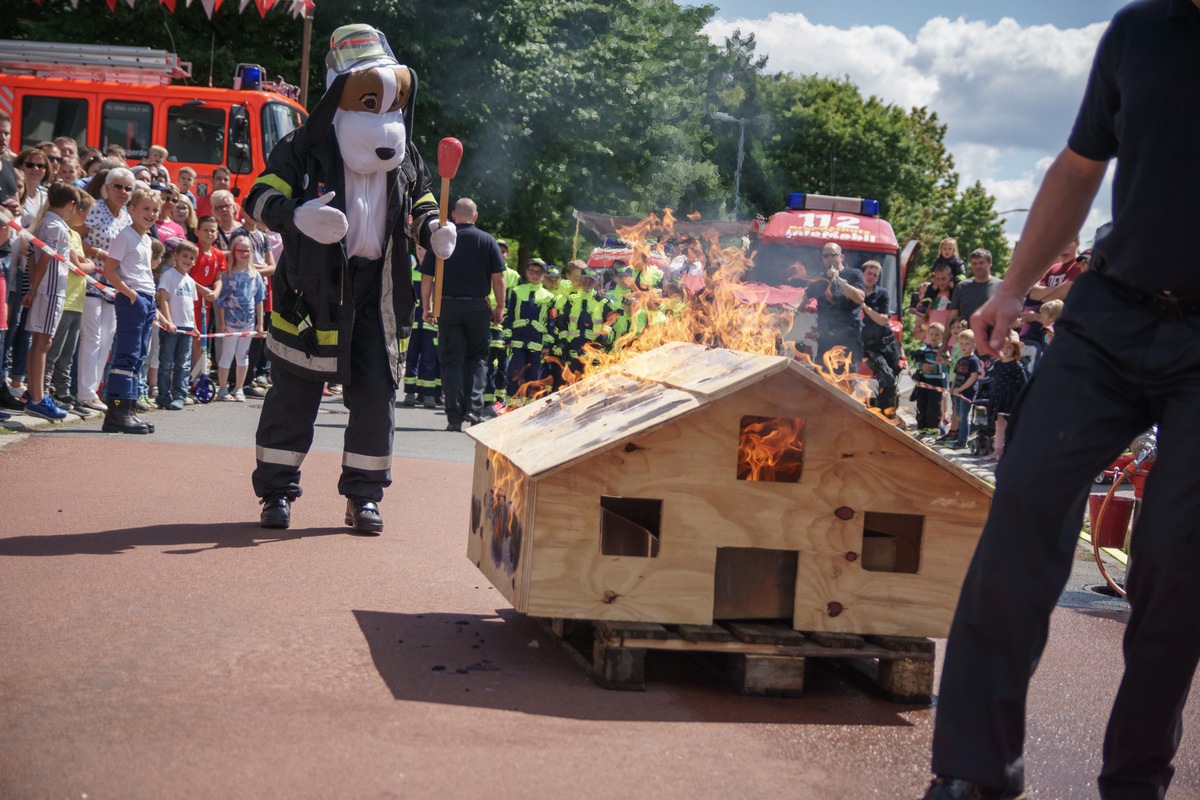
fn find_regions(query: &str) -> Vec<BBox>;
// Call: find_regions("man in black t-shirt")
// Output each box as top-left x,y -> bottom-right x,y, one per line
923,3 -> 1200,799
419,198 -> 506,431
805,242 -> 865,365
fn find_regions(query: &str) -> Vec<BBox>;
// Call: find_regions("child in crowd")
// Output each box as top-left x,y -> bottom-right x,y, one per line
931,236 -> 965,283
940,318 -> 970,440
156,241 -> 198,410
177,166 -> 198,207
949,329 -> 983,450
1039,299 -> 1063,347
21,183 -> 78,420
45,191 -> 96,415
143,239 -> 166,404
191,215 -> 226,378
102,187 -> 164,434
984,331 -> 1029,462
910,321 -> 949,433
214,234 -> 264,402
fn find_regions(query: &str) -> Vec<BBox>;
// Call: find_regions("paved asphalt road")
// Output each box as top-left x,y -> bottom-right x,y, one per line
0,394 -> 1195,799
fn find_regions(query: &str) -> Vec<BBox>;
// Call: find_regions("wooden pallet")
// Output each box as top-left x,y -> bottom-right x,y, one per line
538,618 -> 935,704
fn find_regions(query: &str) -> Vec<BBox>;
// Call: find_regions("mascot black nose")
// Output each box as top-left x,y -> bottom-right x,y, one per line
375,147 -> 396,160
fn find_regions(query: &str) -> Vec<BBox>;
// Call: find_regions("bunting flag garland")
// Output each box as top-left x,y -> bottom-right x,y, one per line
46,0 -> 309,17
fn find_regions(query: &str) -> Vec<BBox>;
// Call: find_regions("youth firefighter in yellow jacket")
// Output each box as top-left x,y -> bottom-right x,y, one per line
403,259 -> 440,408
503,259 -> 555,402
556,268 -> 620,374
247,25 -> 455,533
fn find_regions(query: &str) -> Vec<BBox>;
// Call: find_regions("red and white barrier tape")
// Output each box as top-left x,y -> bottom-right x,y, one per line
0,208 -> 117,300
1,210 -> 265,341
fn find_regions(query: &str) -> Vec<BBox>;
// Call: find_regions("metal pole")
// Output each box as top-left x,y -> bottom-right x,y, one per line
734,120 -> 747,219
299,10 -> 314,107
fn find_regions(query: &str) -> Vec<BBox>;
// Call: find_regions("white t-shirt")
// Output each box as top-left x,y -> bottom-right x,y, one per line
157,268 -> 197,330
106,226 -> 156,296
32,211 -> 71,298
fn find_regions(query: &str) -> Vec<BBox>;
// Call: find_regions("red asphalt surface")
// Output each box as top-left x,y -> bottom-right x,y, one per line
2,433 -> 1199,799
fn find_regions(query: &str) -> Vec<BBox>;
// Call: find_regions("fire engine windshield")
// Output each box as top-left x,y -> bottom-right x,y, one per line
262,102 -> 305,157
166,105 -> 226,165
748,242 -> 901,314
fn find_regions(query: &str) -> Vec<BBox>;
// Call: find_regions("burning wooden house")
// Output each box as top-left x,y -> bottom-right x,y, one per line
466,342 -> 991,639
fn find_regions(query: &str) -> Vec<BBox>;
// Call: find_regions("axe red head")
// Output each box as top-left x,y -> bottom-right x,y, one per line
438,138 -> 463,180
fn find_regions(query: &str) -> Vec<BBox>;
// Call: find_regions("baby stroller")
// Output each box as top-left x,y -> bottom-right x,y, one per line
967,375 -> 995,456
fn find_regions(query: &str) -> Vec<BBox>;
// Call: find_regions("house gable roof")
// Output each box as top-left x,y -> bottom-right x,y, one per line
466,341 -> 993,495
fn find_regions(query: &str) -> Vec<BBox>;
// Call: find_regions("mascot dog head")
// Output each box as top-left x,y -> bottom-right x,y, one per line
307,25 -> 417,175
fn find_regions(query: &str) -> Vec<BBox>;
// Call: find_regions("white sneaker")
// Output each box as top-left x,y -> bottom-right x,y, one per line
234,389 -> 246,402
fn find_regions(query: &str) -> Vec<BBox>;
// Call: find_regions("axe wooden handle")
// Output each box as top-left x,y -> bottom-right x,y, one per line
432,176 -> 450,319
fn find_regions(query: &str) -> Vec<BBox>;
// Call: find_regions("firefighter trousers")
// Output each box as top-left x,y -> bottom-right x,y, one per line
252,263 -> 396,504
931,270 -> 1200,798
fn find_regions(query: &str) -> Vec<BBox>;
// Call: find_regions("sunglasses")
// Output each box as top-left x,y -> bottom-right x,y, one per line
47,156 -> 63,163
821,253 -> 839,259
24,162 -> 47,170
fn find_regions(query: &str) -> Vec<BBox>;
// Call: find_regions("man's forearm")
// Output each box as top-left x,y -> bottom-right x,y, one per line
421,275 -> 433,313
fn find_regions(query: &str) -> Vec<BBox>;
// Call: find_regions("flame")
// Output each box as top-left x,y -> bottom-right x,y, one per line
504,210 -> 898,424
485,451 -> 526,576
738,416 -> 805,482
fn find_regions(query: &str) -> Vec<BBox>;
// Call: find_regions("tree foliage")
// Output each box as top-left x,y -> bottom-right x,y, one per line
12,0 -> 1011,277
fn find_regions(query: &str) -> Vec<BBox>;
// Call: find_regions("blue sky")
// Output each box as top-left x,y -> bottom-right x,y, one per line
697,1 -> 1131,244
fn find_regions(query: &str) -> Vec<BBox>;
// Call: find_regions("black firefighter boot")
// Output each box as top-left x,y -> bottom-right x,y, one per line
345,497 -> 384,534
127,407 -> 155,433
101,398 -> 151,434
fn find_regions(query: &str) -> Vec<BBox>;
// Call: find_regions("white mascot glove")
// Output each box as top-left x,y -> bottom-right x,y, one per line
294,192 -> 348,245
428,219 -> 457,260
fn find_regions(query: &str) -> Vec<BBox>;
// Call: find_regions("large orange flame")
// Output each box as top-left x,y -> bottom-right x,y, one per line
737,416 -> 806,482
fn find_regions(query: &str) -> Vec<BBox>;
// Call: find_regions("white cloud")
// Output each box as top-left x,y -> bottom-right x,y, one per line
703,13 -> 1113,239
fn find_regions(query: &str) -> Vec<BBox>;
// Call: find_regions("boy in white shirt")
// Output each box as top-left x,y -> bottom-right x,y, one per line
156,240 -> 198,410
102,188 -> 163,433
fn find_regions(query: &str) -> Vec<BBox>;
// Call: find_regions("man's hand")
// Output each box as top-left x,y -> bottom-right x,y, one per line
491,305 -> 503,325
970,290 -> 1026,358
21,291 -> 33,309
293,192 -> 348,244
429,220 -> 457,260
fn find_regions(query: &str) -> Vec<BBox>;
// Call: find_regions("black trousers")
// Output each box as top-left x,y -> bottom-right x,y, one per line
438,297 -> 490,425
863,335 -> 901,410
252,258 -> 395,503
931,270 -> 1200,798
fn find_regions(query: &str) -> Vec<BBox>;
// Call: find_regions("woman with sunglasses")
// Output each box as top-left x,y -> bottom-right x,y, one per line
0,149 -> 53,405
76,167 -> 135,413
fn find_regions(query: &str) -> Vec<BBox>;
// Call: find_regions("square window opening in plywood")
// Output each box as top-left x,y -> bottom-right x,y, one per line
600,496 -> 662,557
738,415 -> 805,482
713,547 -> 798,621
861,512 -> 924,574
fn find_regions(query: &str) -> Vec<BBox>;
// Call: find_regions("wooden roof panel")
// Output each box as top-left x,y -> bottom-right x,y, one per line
612,341 -> 788,401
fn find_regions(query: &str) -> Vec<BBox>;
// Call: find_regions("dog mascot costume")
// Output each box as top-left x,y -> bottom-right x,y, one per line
247,25 -> 456,533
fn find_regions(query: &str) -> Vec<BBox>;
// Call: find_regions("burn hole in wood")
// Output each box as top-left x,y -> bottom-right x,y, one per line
713,547 -> 798,620
737,415 -> 805,482
600,496 -> 662,557
861,512 -> 924,574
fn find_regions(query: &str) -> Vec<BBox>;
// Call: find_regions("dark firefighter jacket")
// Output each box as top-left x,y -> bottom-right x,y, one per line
246,126 -> 438,386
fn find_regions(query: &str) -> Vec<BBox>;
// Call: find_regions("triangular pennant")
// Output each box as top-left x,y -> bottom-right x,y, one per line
239,0 -> 251,11
159,0 -> 177,11
199,0 -> 216,17
69,0 -> 79,8
104,0 -> 117,11
255,0 -> 274,18
124,0 -> 136,7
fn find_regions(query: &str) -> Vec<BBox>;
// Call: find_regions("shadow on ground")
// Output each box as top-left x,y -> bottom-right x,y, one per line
354,608 -> 925,725
0,521 -> 343,556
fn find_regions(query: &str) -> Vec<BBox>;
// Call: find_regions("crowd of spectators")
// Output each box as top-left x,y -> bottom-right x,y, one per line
906,236 -> 1085,456
0,111 -> 275,426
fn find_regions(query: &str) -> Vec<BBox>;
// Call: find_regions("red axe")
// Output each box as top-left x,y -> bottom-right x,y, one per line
432,137 -> 463,319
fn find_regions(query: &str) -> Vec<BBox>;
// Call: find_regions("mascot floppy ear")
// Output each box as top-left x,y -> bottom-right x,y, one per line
306,72 -> 348,147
